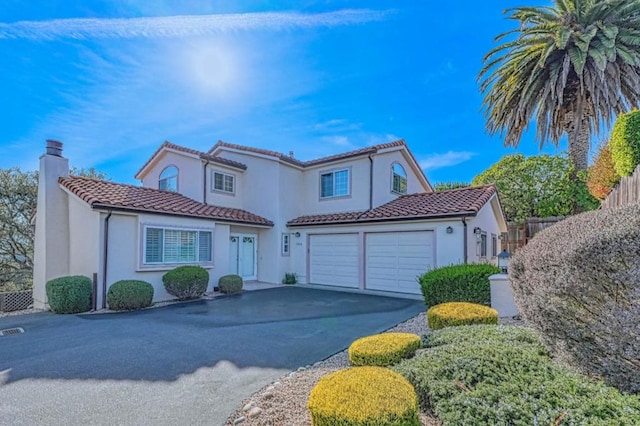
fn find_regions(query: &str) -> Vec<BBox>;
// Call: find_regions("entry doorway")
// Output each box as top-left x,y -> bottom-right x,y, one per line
229,234 -> 257,280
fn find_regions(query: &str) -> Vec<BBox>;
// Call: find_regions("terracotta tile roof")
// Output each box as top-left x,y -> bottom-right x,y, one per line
287,185 -> 497,226
210,139 -> 409,168
135,141 -> 247,179
60,176 -> 273,226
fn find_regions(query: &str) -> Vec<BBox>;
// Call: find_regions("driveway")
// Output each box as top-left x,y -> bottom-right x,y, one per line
0,286 -> 424,426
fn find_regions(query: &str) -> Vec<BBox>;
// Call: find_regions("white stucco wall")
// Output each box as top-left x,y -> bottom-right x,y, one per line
205,163 -> 245,210
140,150 -> 204,202
371,149 -> 431,207
466,196 -> 506,264
68,194 -> 101,282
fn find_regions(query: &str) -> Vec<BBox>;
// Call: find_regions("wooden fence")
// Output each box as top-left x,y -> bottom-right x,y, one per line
601,164 -> 640,209
501,216 -> 567,255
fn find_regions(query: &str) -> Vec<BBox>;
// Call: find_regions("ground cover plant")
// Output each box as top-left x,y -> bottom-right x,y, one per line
348,332 -> 421,367
427,302 -> 498,330
393,325 -> 640,425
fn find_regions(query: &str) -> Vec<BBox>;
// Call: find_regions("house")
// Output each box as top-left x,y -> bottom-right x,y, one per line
32,138 -> 507,309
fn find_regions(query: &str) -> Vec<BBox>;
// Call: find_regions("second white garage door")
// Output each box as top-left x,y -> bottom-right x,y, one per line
309,233 -> 359,288
366,231 -> 434,295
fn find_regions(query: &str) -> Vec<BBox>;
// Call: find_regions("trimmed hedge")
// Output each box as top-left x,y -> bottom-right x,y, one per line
587,143 -> 620,200
393,325 -> 640,425
218,274 -> 243,294
510,204 -> 640,393
308,367 -> 420,426
419,264 -> 500,307
162,265 -> 209,300
610,110 -> 640,176
349,333 -> 421,367
107,280 -> 154,311
46,275 -> 92,314
427,302 -> 498,330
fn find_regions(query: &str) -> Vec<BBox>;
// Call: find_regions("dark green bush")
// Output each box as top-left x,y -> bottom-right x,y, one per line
218,274 -> 243,294
419,264 -> 500,307
510,204 -> 640,393
107,280 -> 154,311
393,326 -> 640,425
162,266 -> 209,300
282,272 -> 297,284
610,109 -> 640,176
46,275 -> 92,314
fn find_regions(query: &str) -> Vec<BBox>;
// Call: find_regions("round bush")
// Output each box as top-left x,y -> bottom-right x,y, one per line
162,266 -> 209,300
427,302 -> 498,330
610,110 -> 640,176
308,367 -> 420,426
419,264 -> 500,307
107,280 -> 154,311
510,204 -> 640,394
349,333 -> 421,367
46,275 -> 92,314
218,274 -> 243,294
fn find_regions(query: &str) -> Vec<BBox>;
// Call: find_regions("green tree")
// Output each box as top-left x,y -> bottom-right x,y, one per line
433,181 -> 470,191
472,154 -> 598,223
479,1 -> 640,176
70,166 -> 109,180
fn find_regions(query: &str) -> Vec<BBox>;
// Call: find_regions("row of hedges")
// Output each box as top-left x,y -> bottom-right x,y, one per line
46,266 -> 242,314
418,263 -> 499,307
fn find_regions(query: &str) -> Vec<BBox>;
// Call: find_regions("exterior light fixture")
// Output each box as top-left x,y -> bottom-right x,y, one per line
294,232 -> 301,238
498,249 -> 511,274
446,226 -> 453,234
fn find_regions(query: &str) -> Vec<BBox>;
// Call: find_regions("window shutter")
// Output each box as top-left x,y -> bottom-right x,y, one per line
164,230 -> 179,263
145,228 -> 163,263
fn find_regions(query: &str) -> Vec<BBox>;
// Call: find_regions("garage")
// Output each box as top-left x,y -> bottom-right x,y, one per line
309,233 -> 359,288
365,231 -> 434,295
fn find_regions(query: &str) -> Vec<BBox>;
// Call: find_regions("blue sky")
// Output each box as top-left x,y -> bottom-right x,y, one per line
1,0 -> 579,185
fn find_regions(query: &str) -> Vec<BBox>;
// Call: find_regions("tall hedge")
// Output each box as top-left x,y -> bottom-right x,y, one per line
509,204 -> 640,394
419,264 -> 500,307
610,110 -> 640,177
587,143 -> 620,200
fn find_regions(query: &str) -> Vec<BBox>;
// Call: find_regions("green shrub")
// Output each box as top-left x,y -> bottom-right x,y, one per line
510,204 -> 640,393
427,302 -> 498,330
282,272 -> 297,284
419,264 -> 499,307
107,280 -> 154,311
393,326 -> 640,425
308,367 -> 420,426
218,274 -> 243,294
349,333 -> 421,367
587,143 -> 621,200
162,266 -> 209,300
610,110 -> 640,176
46,275 -> 92,314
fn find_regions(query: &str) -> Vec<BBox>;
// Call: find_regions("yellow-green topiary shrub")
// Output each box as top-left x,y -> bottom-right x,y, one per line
427,302 -> 498,330
349,333 -> 421,367
308,367 -> 420,426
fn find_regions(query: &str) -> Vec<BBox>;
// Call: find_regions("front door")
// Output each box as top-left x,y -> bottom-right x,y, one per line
229,234 -> 257,280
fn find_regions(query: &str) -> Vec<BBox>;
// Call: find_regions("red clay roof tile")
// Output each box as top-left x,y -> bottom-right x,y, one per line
60,176 -> 272,226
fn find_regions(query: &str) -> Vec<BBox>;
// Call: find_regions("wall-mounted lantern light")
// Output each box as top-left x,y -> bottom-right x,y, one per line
294,232 -> 301,238
498,249 -> 511,273
446,226 -> 453,234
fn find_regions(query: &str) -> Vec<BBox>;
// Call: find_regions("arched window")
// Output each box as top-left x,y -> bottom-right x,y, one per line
159,166 -> 178,192
391,163 -> 407,194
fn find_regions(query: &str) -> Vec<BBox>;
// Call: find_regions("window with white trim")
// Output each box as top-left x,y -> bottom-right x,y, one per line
491,234 -> 498,257
212,171 -> 234,193
159,166 -> 178,192
144,226 -> 213,264
281,233 -> 290,256
391,163 -> 407,194
320,169 -> 349,198
480,231 -> 488,258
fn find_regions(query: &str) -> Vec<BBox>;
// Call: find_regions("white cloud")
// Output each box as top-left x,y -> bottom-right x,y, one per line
419,151 -> 476,171
0,9 -> 391,40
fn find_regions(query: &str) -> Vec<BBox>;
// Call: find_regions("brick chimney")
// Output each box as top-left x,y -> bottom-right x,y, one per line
32,140 -> 70,309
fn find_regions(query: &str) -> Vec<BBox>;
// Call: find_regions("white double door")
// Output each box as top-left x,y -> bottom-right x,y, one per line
229,233 -> 257,280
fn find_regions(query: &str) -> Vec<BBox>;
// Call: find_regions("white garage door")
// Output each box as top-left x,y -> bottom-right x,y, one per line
309,234 -> 359,288
366,231 -> 434,295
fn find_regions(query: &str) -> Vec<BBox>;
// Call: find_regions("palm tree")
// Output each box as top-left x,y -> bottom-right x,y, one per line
479,0 -> 640,174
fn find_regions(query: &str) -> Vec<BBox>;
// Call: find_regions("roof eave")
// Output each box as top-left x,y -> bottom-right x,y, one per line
287,211 -> 477,227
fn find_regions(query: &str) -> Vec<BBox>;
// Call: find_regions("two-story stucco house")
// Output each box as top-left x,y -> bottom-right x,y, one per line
33,139 -> 506,309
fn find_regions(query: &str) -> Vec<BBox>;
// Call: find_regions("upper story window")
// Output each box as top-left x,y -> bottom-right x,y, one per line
320,169 -> 349,198
159,166 -> 178,192
391,163 -> 407,194
213,171 -> 235,194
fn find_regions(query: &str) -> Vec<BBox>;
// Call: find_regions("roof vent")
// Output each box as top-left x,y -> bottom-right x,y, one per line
289,151 -> 295,158
46,139 -> 63,157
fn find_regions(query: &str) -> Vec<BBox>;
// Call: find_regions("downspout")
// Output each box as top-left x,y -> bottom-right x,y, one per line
462,217 -> 468,264
368,154 -> 374,211
102,211 -> 112,309
203,160 -> 210,204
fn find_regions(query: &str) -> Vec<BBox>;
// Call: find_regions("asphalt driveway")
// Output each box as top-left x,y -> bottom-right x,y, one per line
0,286 -> 424,425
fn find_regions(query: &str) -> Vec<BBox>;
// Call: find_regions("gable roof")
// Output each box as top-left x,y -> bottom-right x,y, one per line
60,176 -> 273,226
135,141 -> 247,180
287,185 -> 497,226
